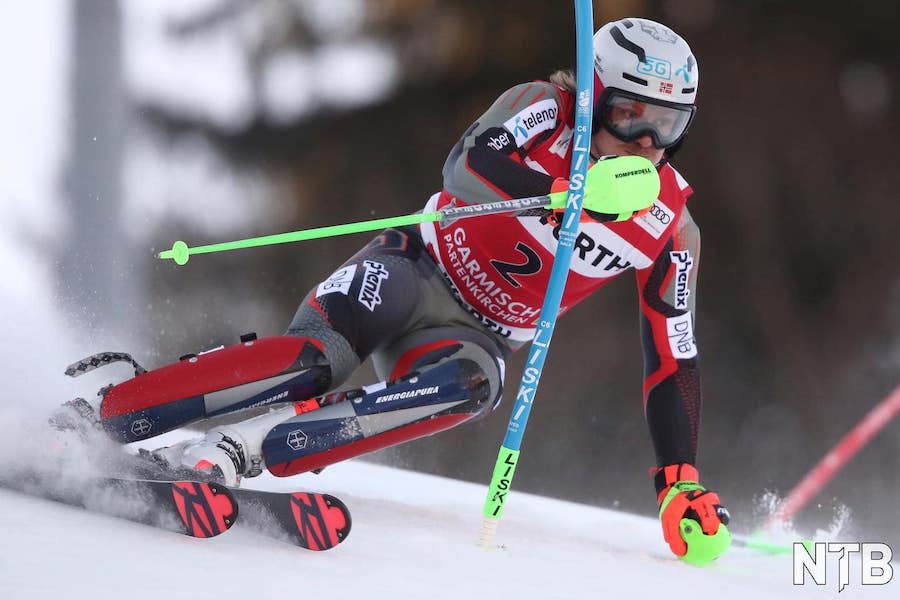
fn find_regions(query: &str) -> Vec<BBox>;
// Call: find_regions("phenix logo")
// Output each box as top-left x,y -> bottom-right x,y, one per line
358,260 -> 389,311
793,542 -> 894,593
669,250 -> 693,309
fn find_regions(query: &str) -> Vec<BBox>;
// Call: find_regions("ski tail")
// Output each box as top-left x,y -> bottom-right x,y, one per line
289,492 -> 351,551
169,481 -> 238,538
230,488 -> 351,551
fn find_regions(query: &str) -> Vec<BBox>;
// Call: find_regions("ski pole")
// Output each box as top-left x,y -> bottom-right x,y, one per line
157,195 -> 551,266
157,154 -> 655,267
732,535 -> 804,555
478,0 -> 594,547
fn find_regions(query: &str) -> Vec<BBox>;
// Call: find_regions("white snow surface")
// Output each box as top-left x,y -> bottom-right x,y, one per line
0,458 -> 892,600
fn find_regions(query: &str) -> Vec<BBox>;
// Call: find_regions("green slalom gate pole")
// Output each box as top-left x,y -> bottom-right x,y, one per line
478,0 -> 594,547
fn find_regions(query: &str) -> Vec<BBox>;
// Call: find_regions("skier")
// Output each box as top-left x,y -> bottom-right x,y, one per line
63,18 -> 729,561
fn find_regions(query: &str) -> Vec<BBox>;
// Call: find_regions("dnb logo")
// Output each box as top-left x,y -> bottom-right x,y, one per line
286,429 -> 308,451
793,542 -> 894,593
131,418 -> 152,437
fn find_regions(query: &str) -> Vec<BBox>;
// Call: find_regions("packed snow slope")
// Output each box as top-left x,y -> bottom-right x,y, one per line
1,456 -> 892,600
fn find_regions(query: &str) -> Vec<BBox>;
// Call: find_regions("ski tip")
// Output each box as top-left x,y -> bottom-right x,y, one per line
170,481 -> 239,539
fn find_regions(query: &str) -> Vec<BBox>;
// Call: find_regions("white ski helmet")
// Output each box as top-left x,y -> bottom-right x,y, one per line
592,18 -> 699,151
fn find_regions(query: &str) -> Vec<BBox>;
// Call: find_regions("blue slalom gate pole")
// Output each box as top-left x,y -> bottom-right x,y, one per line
479,0 -> 594,546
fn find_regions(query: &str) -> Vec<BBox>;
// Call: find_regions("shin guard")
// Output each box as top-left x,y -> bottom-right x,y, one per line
99,336 -> 331,443
261,358 -> 491,477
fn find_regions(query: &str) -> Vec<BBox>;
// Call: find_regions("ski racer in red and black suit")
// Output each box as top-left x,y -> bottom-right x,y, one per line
63,18 -> 729,561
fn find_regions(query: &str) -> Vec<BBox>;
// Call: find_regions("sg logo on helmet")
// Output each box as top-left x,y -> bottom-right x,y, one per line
637,56 -> 672,80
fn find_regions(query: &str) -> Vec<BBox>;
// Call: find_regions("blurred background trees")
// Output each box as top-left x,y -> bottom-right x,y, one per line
51,0 -> 900,540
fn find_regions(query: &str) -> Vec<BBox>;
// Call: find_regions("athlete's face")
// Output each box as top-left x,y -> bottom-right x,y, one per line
590,127 -> 665,165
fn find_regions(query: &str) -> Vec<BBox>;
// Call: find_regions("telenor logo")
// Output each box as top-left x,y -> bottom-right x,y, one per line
503,99 -> 558,146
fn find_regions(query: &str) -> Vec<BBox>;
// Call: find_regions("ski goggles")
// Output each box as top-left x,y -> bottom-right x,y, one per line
596,88 -> 696,149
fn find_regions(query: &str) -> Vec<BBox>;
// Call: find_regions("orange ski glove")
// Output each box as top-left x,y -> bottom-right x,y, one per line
653,463 -> 732,565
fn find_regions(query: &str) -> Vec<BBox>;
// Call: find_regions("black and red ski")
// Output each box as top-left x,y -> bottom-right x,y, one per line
0,473 -> 238,538
167,480 -> 238,537
2,473 -> 352,550
116,450 -> 352,549
230,487 -> 351,551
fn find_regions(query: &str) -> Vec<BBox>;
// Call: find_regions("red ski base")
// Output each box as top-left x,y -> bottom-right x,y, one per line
230,488 -> 352,551
290,492 -> 351,551
170,481 -> 238,538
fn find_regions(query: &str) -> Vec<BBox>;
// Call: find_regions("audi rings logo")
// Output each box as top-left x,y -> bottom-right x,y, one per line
636,201 -> 675,239
649,204 -> 672,224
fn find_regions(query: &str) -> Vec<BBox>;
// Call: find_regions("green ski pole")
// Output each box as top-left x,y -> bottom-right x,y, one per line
157,155 -> 655,266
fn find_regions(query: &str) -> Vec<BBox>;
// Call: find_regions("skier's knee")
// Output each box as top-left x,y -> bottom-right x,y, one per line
448,346 -> 503,420
375,329 -> 505,417
259,354 -> 498,477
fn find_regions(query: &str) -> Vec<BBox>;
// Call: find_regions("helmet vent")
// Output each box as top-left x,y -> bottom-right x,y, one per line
610,26 -> 646,63
622,73 -> 649,87
681,87 -> 696,94
622,19 -> 635,28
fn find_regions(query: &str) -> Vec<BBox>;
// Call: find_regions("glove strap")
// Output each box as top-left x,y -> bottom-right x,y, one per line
658,480 -> 706,518
653,463 -> 700,503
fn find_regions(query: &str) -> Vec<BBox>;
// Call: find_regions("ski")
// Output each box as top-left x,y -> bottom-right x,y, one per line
36,400 -> 351,550
113,451 -> 352,550
0,472 -> 238,538
230,487 -> 352,551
